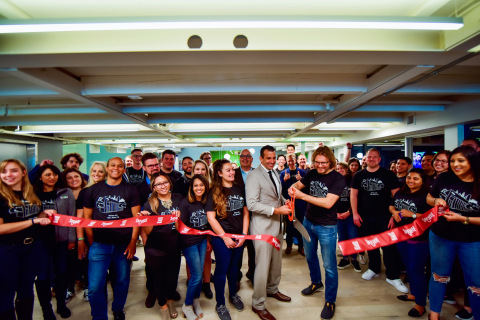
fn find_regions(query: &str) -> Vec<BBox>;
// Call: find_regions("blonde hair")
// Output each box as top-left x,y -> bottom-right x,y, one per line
86,161 -> 107,187
193,159 -> 212,187
0,159 -> 41,207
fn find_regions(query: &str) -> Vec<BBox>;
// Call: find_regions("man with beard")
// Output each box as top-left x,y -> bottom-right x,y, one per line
173,156 -> 194,197
160,150 -> 182,182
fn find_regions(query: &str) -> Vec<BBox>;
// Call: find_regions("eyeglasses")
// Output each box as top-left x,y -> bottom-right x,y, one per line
314,161 -> 330,166
203,157 -> 212,160
154,181 -> 170,187
240,155 -> 252,158
146,164 -> 160,169
434,159 -> 448,164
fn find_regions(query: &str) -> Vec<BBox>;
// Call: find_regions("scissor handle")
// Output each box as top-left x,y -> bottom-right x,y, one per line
288,189 -> 295,221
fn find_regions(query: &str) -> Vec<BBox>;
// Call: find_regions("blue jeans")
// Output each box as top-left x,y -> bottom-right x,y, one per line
183,239 -> 207,306
397,241 -> 430,307
429,231 -> 480,318
337,215 -> 358,260
88,242 -> 131,320
211,237 -> 244,306
303,218 -> 338,303
0,241 -> 39,314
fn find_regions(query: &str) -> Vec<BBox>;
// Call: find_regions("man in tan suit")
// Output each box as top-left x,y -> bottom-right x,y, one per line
246,145 -> 292,320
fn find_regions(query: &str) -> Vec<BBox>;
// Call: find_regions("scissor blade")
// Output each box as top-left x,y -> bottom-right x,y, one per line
293,219 -> 310,242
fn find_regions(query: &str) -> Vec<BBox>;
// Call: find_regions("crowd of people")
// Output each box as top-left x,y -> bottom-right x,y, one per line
0,140 -> 479,320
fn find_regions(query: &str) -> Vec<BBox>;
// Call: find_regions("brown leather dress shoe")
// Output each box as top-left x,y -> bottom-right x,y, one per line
285,247 -> 292,254
267,291 -> 291,302
252,306 -> 276,320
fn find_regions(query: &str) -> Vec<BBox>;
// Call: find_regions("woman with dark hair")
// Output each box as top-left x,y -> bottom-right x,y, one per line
207,159 -> 249,320
62,168 -> 87,199
426,146 -> 480,320
389,168 -> 432,317
336,162 -> 361,272
34,164 -> 77,319
0,159 -> 51,320
179,174 -> 210,320
347,158 -> 360,176
432,150 -> 450,179
140,172 -> 182,320
389,160 -> 398,175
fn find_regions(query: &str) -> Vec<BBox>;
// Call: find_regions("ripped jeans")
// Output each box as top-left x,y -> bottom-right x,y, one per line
429,231 -> 480,317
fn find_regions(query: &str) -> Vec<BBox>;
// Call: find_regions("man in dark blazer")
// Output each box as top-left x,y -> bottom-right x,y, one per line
246,145 -> 292,320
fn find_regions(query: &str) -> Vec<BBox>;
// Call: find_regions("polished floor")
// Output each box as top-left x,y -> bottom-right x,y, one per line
33,243 -> 461,320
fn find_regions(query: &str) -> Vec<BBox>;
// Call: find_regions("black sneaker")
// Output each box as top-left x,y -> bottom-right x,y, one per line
301,282 -> 324,296
455,308 -> 473,320
443,295 -> 456,305
229,295 -> 244,311
321,302 -> 335,320
215,304 -> 232,320
113,310 -> 125,320
337,259 -> 351,270
351,260 -> 361,272
57,305 -> 71,319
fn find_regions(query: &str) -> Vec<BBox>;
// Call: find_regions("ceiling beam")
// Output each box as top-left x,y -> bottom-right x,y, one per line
123,104 -> 328,114
286,65 -> 434,138
4,68 -> 183,139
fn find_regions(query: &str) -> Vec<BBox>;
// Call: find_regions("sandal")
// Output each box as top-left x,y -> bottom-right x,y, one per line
182,304 -> 198,320
192,298 -> 203,318
167,300 -> 178,319
397,294 -> 415,302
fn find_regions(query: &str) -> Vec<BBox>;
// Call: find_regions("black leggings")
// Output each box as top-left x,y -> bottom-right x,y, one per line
145,252 -> 181,306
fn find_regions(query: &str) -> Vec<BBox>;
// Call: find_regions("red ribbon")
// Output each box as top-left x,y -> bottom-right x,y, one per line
338,206 -> 446,256
48,214 -> 281,251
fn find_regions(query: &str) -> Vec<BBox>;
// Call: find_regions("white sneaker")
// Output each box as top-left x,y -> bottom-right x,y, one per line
362,269 -> 379,280
386,278 -> 409,293
358,254 -> 367,265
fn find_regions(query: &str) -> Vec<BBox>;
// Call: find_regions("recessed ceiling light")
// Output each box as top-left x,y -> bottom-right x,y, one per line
127,95 -> 143,100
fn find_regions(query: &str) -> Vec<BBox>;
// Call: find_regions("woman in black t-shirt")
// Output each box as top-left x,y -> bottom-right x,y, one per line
33,164 -> 77,319
179,174 -> 210,320
389,168 -> 431,317
140,172 -> 182,320
426,146 -> 480,320
0,159 -> 50,319
207,159 -> 249,318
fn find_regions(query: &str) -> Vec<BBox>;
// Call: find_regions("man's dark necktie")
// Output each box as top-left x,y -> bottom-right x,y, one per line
268,170 -> 278,198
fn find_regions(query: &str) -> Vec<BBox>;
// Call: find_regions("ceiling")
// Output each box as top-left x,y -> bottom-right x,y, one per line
1,0 -> 480,153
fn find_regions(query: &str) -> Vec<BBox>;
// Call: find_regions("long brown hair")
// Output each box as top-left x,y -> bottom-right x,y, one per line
0,159 -> 41,207
148,172 -> 173,212
211,159 -> 230,219
188,174 -> 209,204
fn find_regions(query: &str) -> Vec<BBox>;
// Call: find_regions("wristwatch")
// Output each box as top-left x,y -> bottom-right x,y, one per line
463,216 -> 470,225
412,213 -> 417,219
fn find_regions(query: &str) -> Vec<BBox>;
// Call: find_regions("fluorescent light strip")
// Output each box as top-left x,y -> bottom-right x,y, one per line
17,129 -> 139,134
0,17 -> 463,33
170,128 -> 296,133
317,127 -> 381,131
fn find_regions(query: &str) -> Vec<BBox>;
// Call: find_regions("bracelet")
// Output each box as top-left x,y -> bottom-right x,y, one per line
31,218 -> 35,225
77,238 -> 85,241
398,212 -> 403,219
463,217 -> 470,225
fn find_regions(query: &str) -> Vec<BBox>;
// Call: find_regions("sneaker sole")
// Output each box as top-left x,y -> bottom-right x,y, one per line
301,287 -> 324,296
353,268 -> 362,273
337,264 -> 351,270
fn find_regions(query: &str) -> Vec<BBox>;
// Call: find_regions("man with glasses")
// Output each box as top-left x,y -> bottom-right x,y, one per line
351,148 -> 406,293
288,146 -> 345,320
123,149 -> 145,186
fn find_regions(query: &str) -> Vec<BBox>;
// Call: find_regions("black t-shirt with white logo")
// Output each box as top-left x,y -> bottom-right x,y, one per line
123,167 -> 145,186
300,169 -> 345,226
206,184 -> 246,234
430,171 -> 480,242
37,190 -> 58,243
84,180 -> 140,245
351,167 -> 400,220
144,193 -> 183,256
179,198 -> 209,249
0,191 -> 41,244
392,189 -> 432,241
